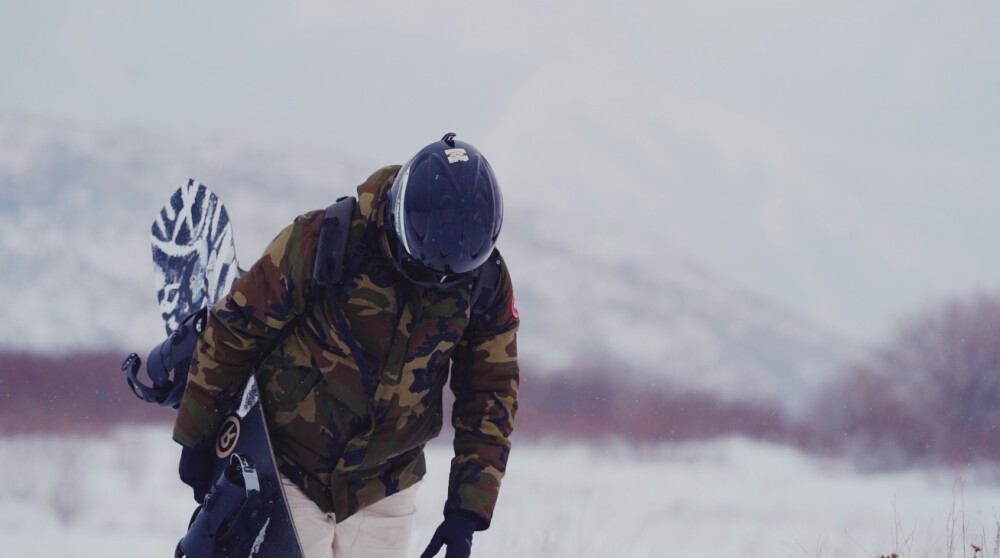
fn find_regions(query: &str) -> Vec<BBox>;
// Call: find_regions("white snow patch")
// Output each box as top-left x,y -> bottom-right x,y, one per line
4,426 -> 1000,558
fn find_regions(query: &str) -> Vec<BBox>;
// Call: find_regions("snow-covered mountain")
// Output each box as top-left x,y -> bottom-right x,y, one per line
5,1 -> 999,349
0,116 -> 856,411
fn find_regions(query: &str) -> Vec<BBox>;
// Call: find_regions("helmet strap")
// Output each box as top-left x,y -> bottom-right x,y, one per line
373,194 -> 399,265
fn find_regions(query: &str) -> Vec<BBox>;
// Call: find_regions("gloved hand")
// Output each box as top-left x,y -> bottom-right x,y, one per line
421,512 -> 479,558
178,445 -> 215,504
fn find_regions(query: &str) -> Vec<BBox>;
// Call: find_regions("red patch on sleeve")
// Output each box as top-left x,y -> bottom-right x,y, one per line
510,292 -> 519,319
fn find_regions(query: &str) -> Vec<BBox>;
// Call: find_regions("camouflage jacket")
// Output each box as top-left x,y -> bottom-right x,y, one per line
173,166 -> 520,528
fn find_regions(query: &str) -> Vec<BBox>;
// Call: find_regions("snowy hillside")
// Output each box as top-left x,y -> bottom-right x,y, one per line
4,1 -> 1000,411
0,116 -> 857,409
5,426 -> 1000,558
4,1 -> 999,349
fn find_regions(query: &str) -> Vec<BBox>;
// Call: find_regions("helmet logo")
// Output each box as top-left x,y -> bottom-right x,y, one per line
445,148 -> 469,163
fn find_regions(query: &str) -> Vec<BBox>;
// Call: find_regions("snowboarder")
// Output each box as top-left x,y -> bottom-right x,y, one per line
172,133 -> 520,558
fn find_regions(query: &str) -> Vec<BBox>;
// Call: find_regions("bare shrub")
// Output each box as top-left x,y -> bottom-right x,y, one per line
813,293 -> 1000,466
0,351 -> 172,434
516,356 -> 787,443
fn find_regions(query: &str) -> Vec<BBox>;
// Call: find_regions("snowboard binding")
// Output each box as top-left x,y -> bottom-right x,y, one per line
123,307 -> 207,409
176,453 -> 270,558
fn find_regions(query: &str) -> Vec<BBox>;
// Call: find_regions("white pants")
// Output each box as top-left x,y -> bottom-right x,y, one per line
281,476 -> 420,558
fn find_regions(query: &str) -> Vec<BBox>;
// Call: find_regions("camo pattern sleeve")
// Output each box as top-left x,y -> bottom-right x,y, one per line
173,212 -> 321,449
445,253 -> 520,530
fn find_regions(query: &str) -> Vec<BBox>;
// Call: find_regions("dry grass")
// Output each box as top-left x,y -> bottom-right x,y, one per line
871,477 -> 1000,558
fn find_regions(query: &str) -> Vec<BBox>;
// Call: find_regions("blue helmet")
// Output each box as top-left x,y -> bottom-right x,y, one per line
387,133 -> 503,286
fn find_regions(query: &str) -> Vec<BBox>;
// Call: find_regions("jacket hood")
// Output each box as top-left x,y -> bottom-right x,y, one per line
356,165 -> 402,226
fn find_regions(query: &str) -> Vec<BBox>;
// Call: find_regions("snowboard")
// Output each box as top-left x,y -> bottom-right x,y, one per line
125,179 -> 304,558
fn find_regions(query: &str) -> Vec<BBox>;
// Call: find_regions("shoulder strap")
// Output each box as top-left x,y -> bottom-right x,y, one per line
470,249 -> 502,318
309,195 -> 380,392
241,196 -> 360,381
313,196 -> 358,287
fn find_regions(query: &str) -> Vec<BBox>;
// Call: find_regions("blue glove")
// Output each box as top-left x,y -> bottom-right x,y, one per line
178,445 -> 215,504
421,512 -> 479,558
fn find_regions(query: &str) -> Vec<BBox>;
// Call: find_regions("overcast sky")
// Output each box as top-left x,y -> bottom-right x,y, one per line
2,0 -> 999,344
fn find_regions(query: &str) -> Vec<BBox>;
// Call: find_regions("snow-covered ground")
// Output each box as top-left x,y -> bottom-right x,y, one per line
3,426 -> 1000,558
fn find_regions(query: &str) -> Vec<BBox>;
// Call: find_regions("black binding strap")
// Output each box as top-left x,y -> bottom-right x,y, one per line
123,307 -> 207,409
175,453 -> 265,558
